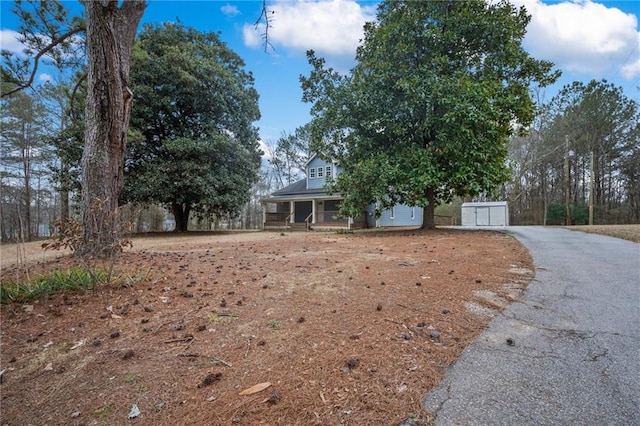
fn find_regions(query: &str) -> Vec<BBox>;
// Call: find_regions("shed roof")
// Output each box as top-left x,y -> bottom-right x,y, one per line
461,201 -> 508,208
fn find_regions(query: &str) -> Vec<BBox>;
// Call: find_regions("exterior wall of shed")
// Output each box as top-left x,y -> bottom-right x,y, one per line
461,204 -> 509,226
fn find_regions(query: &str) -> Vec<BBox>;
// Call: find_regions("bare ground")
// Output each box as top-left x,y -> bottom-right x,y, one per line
0,226 -> 547,426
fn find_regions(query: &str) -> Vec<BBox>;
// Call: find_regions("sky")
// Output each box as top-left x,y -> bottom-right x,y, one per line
1,0 -> 639,149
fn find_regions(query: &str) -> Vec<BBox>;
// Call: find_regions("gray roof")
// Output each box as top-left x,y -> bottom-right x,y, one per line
262,178 -> 342,203
271,179 -> 309,195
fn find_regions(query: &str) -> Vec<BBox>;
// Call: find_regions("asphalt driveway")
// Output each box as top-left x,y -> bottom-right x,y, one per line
423,226 -> 640,425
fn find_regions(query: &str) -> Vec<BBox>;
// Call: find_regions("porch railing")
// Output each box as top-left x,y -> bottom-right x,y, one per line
315,210 -> 367,228
304,212 -> 313,231
264,210 -> 368,228
264,212 -> 290,227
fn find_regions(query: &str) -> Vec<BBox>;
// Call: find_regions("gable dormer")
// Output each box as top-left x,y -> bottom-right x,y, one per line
305,154 -> 339,190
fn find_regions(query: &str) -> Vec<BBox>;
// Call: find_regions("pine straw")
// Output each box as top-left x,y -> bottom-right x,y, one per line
0,229 -> 532,425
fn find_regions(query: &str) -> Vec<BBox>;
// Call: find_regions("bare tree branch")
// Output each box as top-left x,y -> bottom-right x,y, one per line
1,25 -> 85,98
255,0 -> 275,53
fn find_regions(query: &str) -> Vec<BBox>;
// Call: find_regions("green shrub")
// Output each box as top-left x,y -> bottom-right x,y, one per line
546,203 -> 589,225
0,267 -> 105,304
571,205 -> 589,225
546,203 -> 566,225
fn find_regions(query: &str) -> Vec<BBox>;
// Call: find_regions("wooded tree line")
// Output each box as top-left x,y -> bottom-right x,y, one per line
506,80 -> 639,225
1,1 -> 268,242
1,0 -> 638,246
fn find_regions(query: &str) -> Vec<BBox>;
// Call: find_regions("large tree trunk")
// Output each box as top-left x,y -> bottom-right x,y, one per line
421,187 -> 436,229
171,203 -> 190,232
79,0 -> 145,256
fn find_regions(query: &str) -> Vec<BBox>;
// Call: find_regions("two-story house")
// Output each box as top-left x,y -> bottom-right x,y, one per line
262,154 -> 423,230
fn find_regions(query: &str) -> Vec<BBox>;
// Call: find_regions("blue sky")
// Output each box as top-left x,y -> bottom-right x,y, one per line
2,0 -> 639,151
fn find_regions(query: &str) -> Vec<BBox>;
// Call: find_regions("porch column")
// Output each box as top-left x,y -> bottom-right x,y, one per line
312,200 -> 316,224
289,201 -> 294,223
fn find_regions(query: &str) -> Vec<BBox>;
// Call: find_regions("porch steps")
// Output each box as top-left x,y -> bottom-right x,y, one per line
289,223 -> 309,231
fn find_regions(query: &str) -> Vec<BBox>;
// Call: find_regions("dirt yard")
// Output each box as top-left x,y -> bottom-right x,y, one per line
1,228 -> 534,425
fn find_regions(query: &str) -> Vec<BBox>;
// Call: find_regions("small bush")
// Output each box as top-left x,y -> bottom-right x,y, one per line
0,267 -> 105,304
546,203 -> 566,225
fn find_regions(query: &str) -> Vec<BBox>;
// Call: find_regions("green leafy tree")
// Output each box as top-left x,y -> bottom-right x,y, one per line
301,0 -> 559,228
123,22 -> 262,232
42,75 -> 86,220
545,80 -> 639,217
2,0 -> 146,256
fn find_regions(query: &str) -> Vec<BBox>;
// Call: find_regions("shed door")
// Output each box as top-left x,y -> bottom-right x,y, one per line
489,206 -> 506,226
476,207 -> 490,226
294,201 -> 312,223
461,207 -> 475,226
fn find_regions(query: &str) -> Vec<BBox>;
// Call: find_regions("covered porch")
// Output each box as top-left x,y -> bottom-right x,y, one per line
262,197 -> 367,230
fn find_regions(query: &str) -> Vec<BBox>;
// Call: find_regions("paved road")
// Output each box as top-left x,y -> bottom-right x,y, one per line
423,226 -> 640,426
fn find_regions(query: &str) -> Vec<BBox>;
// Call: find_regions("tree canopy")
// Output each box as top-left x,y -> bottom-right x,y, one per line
301,0 -> 560,228
506,80 -> 640,224
122,22 -> 262,232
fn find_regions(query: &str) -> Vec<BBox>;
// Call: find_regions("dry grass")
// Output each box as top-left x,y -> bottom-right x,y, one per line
1,228 -> 533,425
563,224 -> 640,243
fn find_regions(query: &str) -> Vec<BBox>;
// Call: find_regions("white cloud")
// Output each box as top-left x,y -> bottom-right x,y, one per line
243,0 -> 376,57
243,22 -> 263,49
258,139 -> 271,160
0,29 -> 23,54
621,53 -> 640,79
221,4 -> 240,18
514,0 -> 640,79
39,73 -> 52,82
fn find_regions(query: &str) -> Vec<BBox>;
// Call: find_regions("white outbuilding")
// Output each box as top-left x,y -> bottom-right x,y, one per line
461,201 -> 509,226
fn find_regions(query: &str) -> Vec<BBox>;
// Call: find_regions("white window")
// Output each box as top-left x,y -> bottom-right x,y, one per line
309,168 -> 316,179
325,166 -> 332,179
390,207 -> 395,219
317,167 -> 324,178
411,207 -> 415,220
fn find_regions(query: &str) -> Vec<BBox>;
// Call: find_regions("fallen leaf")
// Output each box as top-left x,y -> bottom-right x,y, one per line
44,363 -> 53,371
239,382 -> 271,395
110,314 -> 122,319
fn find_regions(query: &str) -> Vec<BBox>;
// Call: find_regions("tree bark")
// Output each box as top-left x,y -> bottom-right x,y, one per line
171,203 -> 190,232
79,0 -> 145,256
21,129 -> 32,241
60,187 -> 69,221
421,187 -> 436,229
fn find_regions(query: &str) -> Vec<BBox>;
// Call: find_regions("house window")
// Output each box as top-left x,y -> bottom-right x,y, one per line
390,207 -> 395,219
317,167 -> 324,178
325,166 -> 332,179
411,207 -> 415,220
309,168 -> 316,179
